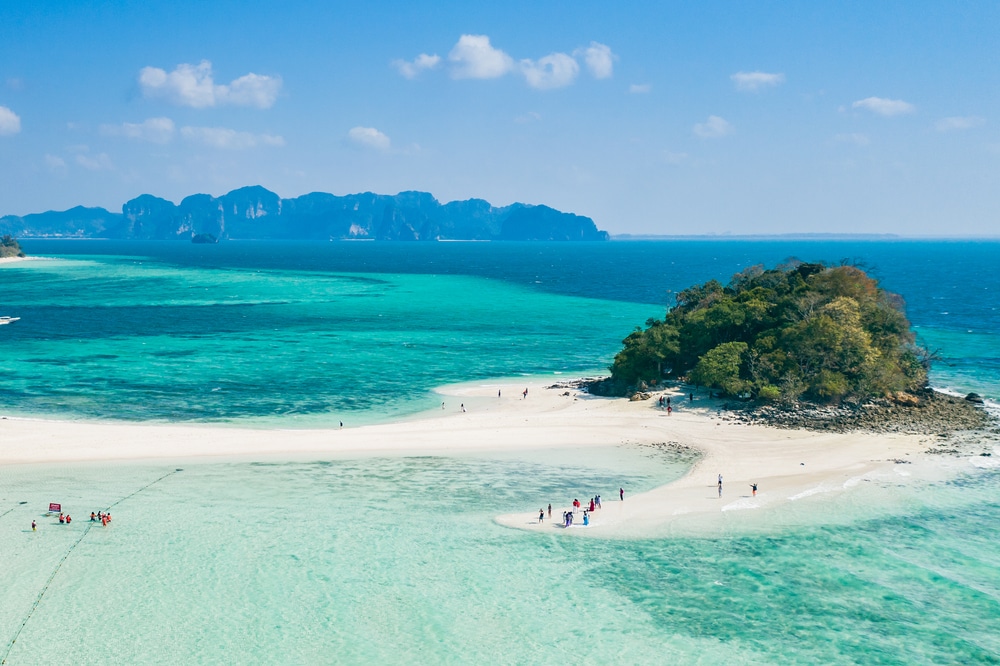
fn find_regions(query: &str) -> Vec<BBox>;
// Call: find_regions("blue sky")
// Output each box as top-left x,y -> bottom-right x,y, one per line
1,1 -> 998,236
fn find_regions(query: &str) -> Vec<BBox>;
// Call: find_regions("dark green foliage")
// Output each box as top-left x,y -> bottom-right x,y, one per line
610,262 -> 928,402
0,234 -> 24,258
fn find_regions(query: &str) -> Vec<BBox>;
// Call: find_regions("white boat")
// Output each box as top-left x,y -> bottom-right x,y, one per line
0,316 -> 20,325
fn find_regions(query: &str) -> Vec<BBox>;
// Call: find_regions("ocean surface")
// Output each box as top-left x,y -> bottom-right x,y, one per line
2,239 -> 999,664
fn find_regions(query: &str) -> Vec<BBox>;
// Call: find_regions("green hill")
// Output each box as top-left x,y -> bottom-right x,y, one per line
606,261 -> 928,403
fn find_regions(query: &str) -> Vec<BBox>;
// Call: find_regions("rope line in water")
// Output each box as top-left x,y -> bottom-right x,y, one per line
1,468 -> 182,665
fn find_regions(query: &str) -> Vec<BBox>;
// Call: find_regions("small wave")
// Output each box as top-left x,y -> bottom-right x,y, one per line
788,485 -> 829,501
721,498 -> 758,511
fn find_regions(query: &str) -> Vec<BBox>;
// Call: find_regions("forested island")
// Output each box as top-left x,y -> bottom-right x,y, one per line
0,234 -> 24,258
0,186 -> 608,242
591,261 -> 992,433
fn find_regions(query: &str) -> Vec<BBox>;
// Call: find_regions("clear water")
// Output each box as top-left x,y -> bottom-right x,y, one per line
2,240 -> 999,664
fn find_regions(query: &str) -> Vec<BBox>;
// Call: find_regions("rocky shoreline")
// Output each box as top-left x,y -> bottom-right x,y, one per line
724,389 -> 995,436
562,378 -> 997,439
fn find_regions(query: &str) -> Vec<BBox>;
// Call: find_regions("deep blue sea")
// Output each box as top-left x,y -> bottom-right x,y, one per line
1,240 -> 998,664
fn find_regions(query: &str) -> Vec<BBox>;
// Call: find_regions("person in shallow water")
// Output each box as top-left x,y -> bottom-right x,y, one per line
31,520 -> 36,531
538,508 -> 544,523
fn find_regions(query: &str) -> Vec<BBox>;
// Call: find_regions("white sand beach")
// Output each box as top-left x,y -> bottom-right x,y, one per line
0,378 -> 976,537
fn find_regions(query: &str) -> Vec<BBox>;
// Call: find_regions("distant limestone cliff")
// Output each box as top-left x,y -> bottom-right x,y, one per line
0,187 -> 609,242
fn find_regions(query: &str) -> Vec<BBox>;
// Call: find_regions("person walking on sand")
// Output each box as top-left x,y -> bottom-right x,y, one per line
620,487 -> 624,501
461,403 -> 466,412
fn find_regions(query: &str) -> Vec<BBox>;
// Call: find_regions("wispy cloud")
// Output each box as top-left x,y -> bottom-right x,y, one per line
731,71 -> 785,92
514,111 -> 541,124
139,60 -> 282,109
852,96 -> 915,117
520,53 -> 579,90
834,133 -> 870,146
100,117 -> 176,143
935,116 -> 985,131
693,115 -> 733,138
0,105 -> 21,135
448,35 -> 514,79
44,154 -> 66,171
629,83 -> 652,94
347,126 -> 391,151
577,42 -> 615,79
75,152 -> 113,171
393,53 -> 441,79
180,126 -> 285,149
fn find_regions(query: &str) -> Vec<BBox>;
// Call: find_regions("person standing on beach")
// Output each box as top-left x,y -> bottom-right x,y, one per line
31,520 -> 36,531
547,503 -> 552,518
718,474 -> 723,497
750,483 -> 757,496
523,388 -> 528,399
461,403 -> 466,412
620,487 -> 624,501
498,389 -> 501,398
539,508 -> 544,523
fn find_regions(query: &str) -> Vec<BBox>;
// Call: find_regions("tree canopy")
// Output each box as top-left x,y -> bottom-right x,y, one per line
609,262 -> 928,403
0,234 -> 24,259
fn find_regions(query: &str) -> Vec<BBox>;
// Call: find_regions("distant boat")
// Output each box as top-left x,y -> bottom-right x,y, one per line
0,316 -> 20,325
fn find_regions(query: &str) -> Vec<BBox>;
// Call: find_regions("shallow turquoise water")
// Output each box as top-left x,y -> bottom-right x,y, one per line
1,453 -> 998,665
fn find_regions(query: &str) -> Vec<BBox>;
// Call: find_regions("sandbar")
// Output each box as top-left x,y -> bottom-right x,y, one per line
0,378 -> 990,537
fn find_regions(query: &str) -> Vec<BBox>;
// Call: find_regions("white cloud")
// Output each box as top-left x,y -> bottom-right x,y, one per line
76,152 -> 113,171
0,105 -> 21,135
935,116 -> 985,131
731,71 -> 785,92
578,42 -> 615,79
834,133 -> 870,146
520,53 -> 579,90
139,60 -> 282,109
180,126 -> 286,149
101,117 -> 176,143
44,154 -> 66,171
347,126 -> 391,151
393,53 -> 441,79
629,83 -> 652,94
514,111 -> 541,124
852,97 -> 915,117
693,115 -> 733,138
448,35 -> 514,79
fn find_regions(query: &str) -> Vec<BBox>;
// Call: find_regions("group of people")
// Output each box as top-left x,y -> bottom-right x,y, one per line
31,509 -> 113,531
538,493 -> 610,528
